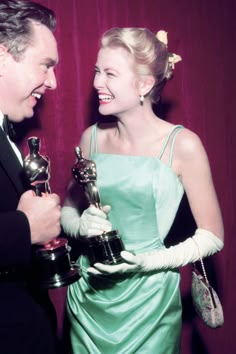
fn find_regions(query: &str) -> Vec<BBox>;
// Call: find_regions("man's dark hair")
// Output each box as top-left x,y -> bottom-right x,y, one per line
0,0 -> 56,60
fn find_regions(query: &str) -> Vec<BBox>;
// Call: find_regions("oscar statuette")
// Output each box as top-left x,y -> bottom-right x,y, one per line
24,137 -> 80,289
72,146 -> 125,265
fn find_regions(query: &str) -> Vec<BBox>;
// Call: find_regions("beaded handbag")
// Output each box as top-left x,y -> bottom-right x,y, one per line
191,239 -> 224,328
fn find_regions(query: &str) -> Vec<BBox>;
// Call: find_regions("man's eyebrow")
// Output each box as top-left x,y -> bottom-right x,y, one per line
44,58 -> 58,66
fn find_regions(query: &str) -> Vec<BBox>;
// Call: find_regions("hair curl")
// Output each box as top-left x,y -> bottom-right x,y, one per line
0,0 -> 56,61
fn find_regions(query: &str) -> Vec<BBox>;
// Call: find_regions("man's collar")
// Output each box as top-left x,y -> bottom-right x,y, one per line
0,110 -> 4,128
1,114 -> 17,141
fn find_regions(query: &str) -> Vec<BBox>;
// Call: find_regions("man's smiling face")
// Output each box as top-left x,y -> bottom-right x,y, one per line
0,21 -> 58,122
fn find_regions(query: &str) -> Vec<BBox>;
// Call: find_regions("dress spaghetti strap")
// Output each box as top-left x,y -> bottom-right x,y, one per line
159,125 -> 184,167
89,123 -> 183,165
89,123 -> 98,156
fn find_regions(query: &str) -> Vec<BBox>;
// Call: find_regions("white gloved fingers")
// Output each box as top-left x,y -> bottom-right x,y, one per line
80,218 -> 112,236
87,267 -> 104,275
120,251 -> 138,264
85,213 -> 111,226
102,205 -> 111,214
84,216 -> 112,234
86,205 -> 109,219
120,251 -> 147,270
87,225 -> 112,236
90,261 -> 139,274
86,251 -> 145,275
61,205 -> 113,237
79,205 -> 112,236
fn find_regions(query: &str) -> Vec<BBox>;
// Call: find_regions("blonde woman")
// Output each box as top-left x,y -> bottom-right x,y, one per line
62,27 -> 224,354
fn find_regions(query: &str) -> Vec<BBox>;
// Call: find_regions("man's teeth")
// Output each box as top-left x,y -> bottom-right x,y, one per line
32,93 -> 41,99
98,94 -> 113,101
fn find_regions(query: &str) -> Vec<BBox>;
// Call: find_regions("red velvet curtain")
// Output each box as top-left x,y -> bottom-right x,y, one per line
21,0 -> 235,353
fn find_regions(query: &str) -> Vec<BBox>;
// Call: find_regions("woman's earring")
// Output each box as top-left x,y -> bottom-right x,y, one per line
140,95 -> 144,106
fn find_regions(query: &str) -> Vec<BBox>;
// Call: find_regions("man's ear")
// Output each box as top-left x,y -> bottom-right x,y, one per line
139,75 -> 156,97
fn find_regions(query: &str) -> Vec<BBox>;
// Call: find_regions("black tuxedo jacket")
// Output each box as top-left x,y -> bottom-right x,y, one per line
0,128 -> 32,267
0,129 -> 57,354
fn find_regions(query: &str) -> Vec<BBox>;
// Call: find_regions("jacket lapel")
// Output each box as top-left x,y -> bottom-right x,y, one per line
0,128 -> 26,196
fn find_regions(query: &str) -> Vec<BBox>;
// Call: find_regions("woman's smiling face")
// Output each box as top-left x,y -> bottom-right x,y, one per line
93,46 -> 141,118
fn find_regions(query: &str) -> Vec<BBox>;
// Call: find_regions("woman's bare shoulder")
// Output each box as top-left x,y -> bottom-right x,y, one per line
174,127 -> 207,161
79,122 -> 116,155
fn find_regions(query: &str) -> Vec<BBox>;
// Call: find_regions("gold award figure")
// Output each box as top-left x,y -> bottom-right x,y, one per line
72,146 -> 125,265
24,137 -> 80,289
72,146 -> 101,208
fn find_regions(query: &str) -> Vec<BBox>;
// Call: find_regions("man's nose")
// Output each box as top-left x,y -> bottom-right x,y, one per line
44,68 -> 57,90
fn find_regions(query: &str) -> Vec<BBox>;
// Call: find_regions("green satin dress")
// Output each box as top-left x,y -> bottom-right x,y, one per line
67,124 -> 184,354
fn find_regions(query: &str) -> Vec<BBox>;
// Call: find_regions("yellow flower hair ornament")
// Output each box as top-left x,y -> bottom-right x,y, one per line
156,30 -> 182,79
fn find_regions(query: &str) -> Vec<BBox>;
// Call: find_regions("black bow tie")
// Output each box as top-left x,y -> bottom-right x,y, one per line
2,115 -> 17,141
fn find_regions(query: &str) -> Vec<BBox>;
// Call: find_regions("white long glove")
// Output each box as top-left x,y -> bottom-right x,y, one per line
87,228 -> 224,275
61,205 -> 112,237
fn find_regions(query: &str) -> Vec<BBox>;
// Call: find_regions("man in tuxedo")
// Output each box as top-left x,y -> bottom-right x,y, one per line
0,1 -> 61,353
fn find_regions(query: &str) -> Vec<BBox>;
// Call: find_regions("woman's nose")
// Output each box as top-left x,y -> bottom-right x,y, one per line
93,73 -> 104,89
